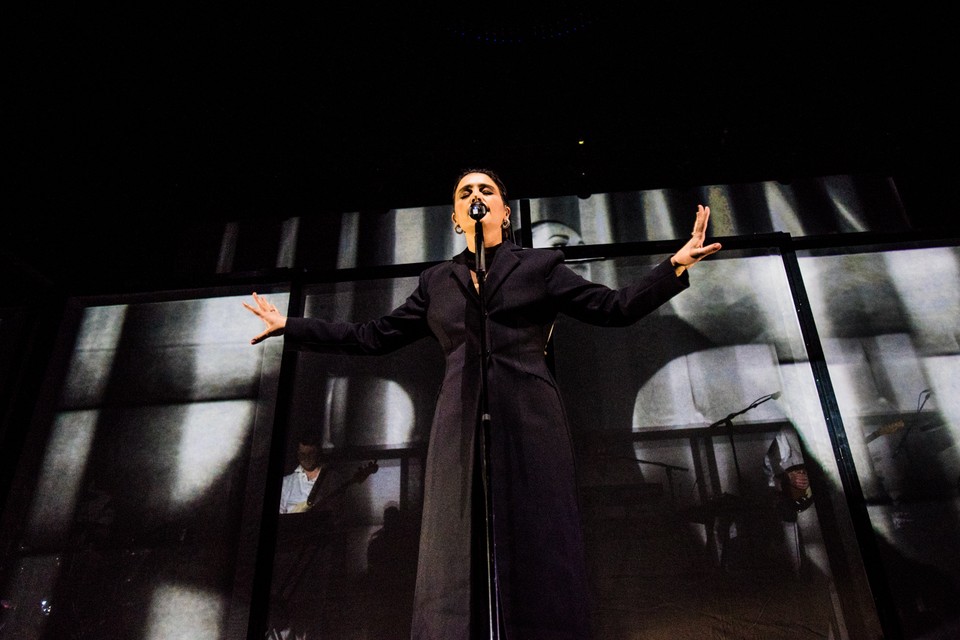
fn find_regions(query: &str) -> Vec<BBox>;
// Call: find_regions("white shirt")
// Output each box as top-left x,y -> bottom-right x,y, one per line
764,427 -> 805,488
279,465 -> 318,514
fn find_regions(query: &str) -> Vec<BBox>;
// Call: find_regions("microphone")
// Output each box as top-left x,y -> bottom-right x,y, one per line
469,200 -> 488,220
709,390 -> 782,429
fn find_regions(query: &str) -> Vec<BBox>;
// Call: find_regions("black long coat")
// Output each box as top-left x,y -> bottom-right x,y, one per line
283,241 -> 690,639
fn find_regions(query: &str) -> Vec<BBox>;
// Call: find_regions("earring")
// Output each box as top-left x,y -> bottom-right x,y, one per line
502,219 -> 511,229
455,224 -> 464,234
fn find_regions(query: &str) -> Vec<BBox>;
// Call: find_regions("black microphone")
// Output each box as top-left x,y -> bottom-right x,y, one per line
771,391 -> 781,400
469,200 -> 488,220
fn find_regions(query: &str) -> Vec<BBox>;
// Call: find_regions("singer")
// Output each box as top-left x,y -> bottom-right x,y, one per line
244,168 -> 722,639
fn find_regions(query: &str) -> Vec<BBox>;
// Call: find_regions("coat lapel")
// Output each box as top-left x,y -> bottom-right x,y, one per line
482,242 -> 522,302
449,242 -> 523,302
450,249 -> 476,297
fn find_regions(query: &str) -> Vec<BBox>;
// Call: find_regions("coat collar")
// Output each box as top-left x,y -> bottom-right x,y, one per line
452,240 -> 523,301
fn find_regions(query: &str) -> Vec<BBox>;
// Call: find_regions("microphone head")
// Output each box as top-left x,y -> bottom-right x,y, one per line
468,201 -> 488,220
771,391 -> 782,400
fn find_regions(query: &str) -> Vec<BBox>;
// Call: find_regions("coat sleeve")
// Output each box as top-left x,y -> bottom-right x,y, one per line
283,274 -> 433,354
544,251 -> 690,327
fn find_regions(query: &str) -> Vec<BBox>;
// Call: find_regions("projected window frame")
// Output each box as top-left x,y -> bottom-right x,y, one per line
0,286 -> 285,640
796,238 -> 960,638
261,273 -> 440,640
544,240 -> 883,640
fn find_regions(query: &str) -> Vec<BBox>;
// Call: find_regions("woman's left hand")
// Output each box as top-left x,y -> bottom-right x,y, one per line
672,205 -> 722,272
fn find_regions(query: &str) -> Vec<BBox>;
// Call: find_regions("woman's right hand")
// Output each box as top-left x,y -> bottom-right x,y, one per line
242,292 -> 287,345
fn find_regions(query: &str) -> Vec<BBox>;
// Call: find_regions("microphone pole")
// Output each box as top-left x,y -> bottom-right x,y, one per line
469,200 -> 504,640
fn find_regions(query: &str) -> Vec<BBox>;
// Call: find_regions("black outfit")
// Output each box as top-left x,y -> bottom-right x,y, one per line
284,240 -> 689,639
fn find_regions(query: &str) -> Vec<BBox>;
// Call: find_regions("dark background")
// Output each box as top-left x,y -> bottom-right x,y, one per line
7,5 -> 956,287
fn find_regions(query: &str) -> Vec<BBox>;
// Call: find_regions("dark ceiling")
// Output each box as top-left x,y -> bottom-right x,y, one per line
6,5 -> 956,284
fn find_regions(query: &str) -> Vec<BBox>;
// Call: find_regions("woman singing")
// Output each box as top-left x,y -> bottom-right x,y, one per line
245,168 -> 721,639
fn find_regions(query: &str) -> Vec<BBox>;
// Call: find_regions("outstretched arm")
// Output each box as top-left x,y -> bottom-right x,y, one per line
671,204 -> 723,275
242,292 -> 287,345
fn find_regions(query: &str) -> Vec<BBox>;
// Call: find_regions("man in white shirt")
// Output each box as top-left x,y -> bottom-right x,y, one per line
279,437 -> 325,514
269,434 -> 336,640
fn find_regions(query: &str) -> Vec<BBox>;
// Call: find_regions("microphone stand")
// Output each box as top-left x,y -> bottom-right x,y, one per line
708,392 -> 781,485
472,213 -> 504,640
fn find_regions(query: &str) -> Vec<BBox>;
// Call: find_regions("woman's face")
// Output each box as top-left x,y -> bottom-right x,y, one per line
452,172 -> 511,248
531,220 -> 584,249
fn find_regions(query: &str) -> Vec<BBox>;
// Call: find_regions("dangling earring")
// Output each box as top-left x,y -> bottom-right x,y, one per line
501,219 -> 511,229
455,224 -> 464,234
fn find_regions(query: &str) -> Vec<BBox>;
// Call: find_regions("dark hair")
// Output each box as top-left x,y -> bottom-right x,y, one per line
452,167 -> 509,204
297,431 -> 324,448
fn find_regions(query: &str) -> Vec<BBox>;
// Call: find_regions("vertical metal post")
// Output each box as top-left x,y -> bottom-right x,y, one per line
780,245 -> 902,639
